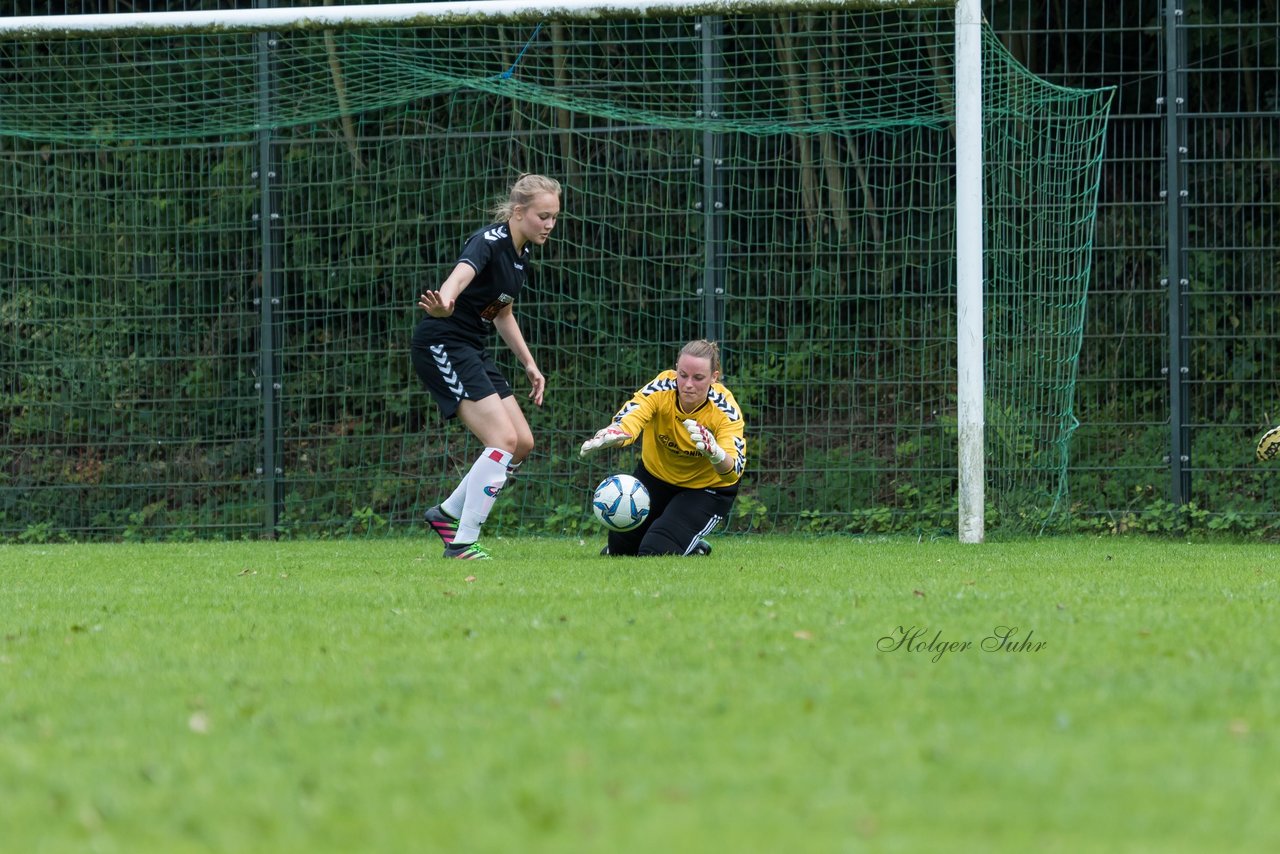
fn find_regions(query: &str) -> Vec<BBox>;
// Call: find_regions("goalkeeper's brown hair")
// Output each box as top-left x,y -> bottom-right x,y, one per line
679,339 -> 721,376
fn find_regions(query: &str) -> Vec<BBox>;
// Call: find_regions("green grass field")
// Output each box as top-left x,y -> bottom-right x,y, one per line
3,535 -> 1277,853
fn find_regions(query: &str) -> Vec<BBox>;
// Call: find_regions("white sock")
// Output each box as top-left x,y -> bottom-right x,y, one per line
454,447 -> 512,544
441,474 -> 467,520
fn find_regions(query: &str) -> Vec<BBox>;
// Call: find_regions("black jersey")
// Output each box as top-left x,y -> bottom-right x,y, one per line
416,223 -> 532,347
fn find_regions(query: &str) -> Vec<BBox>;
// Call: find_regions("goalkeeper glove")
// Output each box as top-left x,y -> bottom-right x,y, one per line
683,419 -> 726,466
579,425 -> 632,458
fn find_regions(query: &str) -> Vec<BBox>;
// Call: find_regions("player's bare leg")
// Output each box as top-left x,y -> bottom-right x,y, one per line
434,395 -> 533,558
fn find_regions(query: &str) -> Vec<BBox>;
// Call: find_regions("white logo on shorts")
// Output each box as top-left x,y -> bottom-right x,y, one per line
431,345 -> 466,398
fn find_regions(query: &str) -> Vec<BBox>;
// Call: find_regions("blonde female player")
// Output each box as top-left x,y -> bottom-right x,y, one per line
579,339 -> 747,556
412,174 -> 561,560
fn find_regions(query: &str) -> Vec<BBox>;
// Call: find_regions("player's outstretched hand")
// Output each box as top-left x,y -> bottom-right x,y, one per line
683,419 -> 726,465
418,289 -> 454,318
580,425 -> 632,458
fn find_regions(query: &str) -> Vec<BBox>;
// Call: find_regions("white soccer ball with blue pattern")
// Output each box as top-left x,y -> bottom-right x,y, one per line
592,474 -> 651,532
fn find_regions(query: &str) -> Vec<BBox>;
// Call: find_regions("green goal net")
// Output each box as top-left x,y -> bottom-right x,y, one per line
0,2 -> 1113,540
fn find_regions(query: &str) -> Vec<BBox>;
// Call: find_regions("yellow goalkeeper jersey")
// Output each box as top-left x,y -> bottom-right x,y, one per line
611,369 -> 746,489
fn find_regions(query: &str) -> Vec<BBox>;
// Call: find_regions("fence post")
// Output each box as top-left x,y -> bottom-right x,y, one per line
256,29 -> 285,536
1162,0 -> 1191,505
698,16 -> 726,348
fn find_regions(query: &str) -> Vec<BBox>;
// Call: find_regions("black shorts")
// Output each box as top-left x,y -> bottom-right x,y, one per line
606,461 -> 739,556
411,337 -> 512,420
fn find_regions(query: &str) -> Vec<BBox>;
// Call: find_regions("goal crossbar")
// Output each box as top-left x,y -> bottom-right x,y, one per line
0,0 -> 953,37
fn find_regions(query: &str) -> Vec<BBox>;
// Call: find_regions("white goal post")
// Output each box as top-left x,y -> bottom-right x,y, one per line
955,0 -> 984,543
0,0 -> 987,543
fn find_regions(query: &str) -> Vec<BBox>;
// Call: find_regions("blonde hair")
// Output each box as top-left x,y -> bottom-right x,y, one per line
678,339 -> 721,375
492,173 -> 562,221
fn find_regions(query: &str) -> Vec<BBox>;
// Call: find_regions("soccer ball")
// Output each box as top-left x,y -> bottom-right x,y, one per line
592,474 -> 651,532
1258,424 -> 1280,461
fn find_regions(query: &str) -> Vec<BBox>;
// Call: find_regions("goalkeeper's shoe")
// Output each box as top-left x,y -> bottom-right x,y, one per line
443,541 -> 491,560
690,538 -> 712,556
424,505 -> 459,545
1258,425 -> 1280,461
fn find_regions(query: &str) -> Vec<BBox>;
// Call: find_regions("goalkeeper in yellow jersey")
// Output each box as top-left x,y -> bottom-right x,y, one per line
579,339 -> 746,557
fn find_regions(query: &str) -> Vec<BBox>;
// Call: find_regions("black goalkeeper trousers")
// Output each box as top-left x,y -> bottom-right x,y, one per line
605,461 -> 738,557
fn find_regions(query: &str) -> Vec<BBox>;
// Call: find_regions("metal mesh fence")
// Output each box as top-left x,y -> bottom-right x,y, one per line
0,3 -> 1115,540
2,0 -> 1277,539
987,0 -> 1280,534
